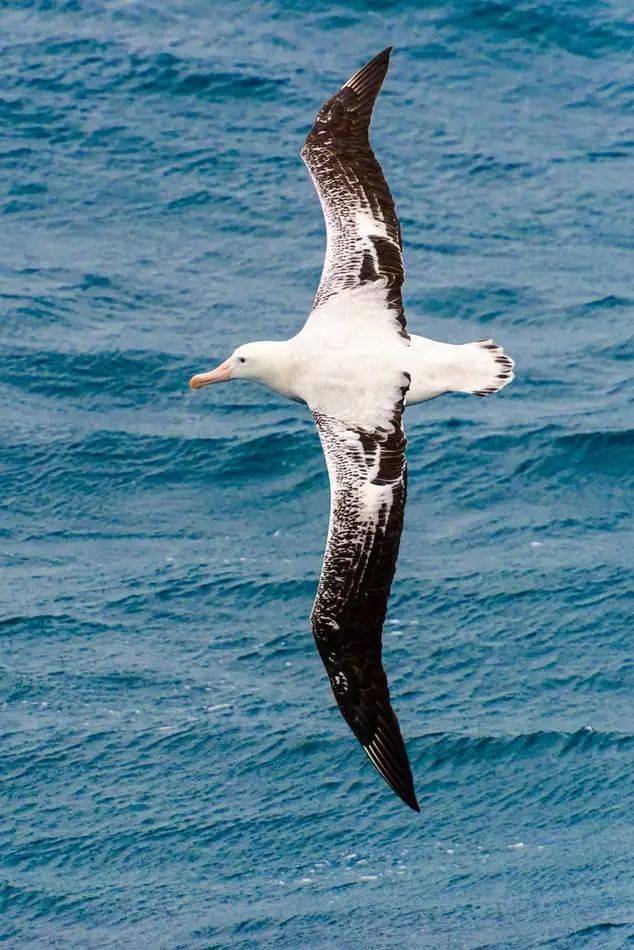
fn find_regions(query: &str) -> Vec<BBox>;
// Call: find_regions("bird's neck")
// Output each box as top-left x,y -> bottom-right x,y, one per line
253,340 -> 300,401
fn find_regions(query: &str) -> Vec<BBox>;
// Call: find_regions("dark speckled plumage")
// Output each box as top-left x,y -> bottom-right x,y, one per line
312,375 -> 418,812
303,51 -> 420,809
302,48 -> 407,338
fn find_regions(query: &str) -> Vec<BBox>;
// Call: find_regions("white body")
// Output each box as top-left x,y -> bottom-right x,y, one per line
220,288 -> 514,433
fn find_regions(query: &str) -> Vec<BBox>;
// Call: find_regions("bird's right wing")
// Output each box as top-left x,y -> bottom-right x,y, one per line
310,386 -> 419,812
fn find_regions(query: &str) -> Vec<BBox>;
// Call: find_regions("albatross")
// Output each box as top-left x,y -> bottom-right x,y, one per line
190,48 -> 514,812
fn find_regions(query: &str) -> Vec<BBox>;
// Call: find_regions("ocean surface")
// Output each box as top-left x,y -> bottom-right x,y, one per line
2,1 -> 633,947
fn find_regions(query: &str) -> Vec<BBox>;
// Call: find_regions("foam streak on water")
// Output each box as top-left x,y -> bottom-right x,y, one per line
1,1 -> 633,946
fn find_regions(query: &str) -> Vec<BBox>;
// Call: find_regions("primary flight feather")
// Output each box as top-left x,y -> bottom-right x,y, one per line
190,48 -> 515,812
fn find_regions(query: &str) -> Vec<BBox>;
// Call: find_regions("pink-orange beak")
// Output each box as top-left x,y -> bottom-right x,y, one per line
189,358 -> 233,390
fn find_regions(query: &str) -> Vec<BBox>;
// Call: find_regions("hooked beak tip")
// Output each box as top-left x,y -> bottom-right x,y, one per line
188,358 -> 232,390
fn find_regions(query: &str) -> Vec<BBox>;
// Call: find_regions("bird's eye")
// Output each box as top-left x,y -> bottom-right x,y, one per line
238,357 -> 246,364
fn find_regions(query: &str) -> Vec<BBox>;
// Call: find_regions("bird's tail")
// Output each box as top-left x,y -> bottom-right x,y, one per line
407,336 -> 515,402
459,339 -> 515,397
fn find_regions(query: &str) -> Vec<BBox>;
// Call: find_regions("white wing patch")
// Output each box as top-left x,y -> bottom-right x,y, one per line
355,210 -> 389,239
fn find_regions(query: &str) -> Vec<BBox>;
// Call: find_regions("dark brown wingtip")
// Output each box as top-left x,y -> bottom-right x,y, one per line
363,709 -> 420,813
346,47 -> 392,84
343,48 -> 393,119
364,743 -> 420,813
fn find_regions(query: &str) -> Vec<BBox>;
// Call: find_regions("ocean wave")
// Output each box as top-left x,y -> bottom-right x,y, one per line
540,920 -> 634,946
3,421 -> 319,490
3,32 -> 286,105
415,727 -> 634,765
410,283 -> 531,325
4,347 -> 187,404
515,428 -> 634,479
568,293 -> 634,317
0,614 -> 111,637
9,416 -> 625,512
441,1 -> 633,57
129,54 -> 287,101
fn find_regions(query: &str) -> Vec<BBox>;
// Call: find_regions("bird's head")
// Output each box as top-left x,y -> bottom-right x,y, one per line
189,341 -> 285,390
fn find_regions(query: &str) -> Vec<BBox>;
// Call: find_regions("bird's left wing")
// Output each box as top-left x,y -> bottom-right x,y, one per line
301,48 -> 406,336
311,386 -> 419,812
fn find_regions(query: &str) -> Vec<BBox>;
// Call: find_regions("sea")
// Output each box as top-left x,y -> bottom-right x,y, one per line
1,1 -> 633,947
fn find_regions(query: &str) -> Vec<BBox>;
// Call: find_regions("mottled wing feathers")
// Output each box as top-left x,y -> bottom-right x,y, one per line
302,51 -> 417,811
302,48 -> 406,331
311,392 -> 419,812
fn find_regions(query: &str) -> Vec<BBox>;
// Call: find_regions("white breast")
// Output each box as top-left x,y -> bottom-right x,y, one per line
289,290 -> 410,431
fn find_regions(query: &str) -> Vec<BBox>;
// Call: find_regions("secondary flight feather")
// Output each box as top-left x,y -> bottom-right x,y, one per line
190,48 -> 515,812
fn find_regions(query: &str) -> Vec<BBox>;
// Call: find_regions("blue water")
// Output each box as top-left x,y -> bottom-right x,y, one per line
2,1 -> 633,946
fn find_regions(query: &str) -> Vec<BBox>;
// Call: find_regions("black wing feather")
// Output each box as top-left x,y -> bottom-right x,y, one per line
302,48 -> 406,334
311,392 -> 419,812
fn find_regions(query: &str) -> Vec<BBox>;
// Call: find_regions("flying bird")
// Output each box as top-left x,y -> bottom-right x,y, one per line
190,49 -> 514,812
